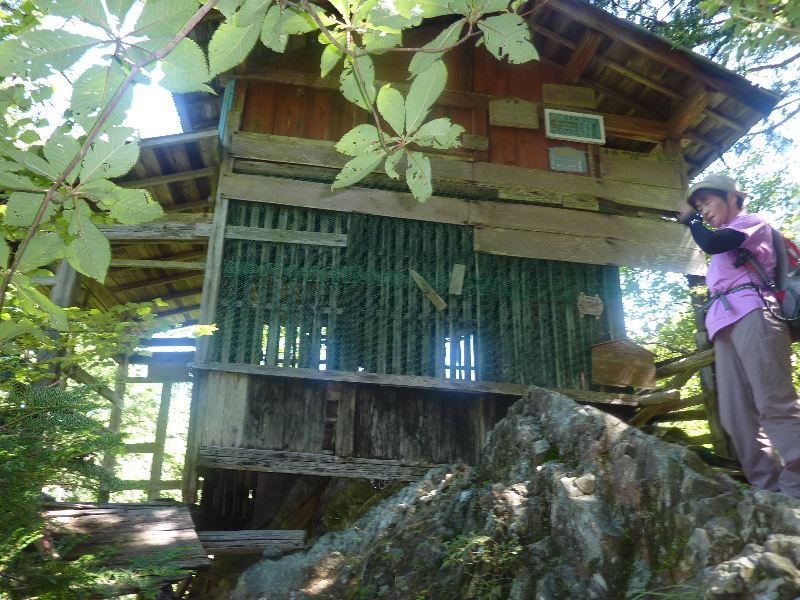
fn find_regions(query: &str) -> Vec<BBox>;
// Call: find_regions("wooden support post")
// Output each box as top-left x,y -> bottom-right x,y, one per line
148,381 -> 173,500
99,357 -> 128,502
687,275 -> 732,456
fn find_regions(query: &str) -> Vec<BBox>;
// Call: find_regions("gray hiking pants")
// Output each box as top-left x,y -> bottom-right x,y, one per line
714,307 -> 800,498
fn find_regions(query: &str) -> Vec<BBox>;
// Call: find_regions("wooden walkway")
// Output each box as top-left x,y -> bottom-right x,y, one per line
44,503 -> 210,590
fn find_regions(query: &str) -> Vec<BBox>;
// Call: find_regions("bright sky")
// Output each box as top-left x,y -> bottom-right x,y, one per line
38,10 -> 183,140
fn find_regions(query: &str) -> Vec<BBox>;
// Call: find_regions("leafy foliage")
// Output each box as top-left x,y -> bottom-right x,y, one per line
0,385 -> 123,598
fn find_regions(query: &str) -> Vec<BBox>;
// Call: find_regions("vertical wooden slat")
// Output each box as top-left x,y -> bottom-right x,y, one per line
264,208 -> 290,366
196,164 -> 230,364
98,357 -> 127,503
148,381 -> 173,501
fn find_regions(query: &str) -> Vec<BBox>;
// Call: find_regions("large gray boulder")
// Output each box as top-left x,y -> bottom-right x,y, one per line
232,387 -> 800,599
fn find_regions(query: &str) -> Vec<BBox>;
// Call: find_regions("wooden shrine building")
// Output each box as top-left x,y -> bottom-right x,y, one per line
73,0 -> 778,534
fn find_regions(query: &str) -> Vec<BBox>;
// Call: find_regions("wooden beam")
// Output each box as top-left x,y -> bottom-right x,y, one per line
197,446 -> 439,480
109,258 -> 206,270
139,128 -> 218,150
100,221 -> 211,242
547,0 -> 778,114
124,442 -> 157,453
666,87 -> 712,138
139,337 -> 197,347
109,271 -> 202,293
225,225 -> 348,247
197,530 -> 305,555
228,132 -> 686,211
191,361 -> 527,396
119,166 -> 216,189
165,198 -> 213,213
474,226 -> 706,275
117,479 -> 182,490
155,304 -> 200,319
68,366 -> 123,406
563,29 -> 604,82
232,68 -> 488,111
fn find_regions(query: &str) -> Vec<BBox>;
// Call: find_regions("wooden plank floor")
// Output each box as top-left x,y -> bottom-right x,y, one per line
44,503 -> 210,587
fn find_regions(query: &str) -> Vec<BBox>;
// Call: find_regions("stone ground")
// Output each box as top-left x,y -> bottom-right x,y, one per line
230,387 -> 800,600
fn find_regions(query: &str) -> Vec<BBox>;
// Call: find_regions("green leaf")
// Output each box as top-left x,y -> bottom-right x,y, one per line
477,13 -> 539,64
447,0 -> 472,16
15,29 -> 103,79
0,319 -> 43,343
159,38 -> 212,94
215,0 -> 245,18
5,192 -> 55,227
209,18 -> 261,75
79,127 -> 139,184
43,129 -> 81,183
79,178 -> 118,204
479,0 -> 510,13
130,0 -> 197,52
332,150 -> 385,189
12,276 -> 69,330
406,151 -> 433,202
0,238 -> 9,269
108,188 -> 164,224
0,172 -> 44,193
16,231 -> 66,273
408,19 -> 465,77
340,55 -> 375,111
106,0 -> 138,21
239,0 -> 273,23
66,200 -> 110,282
320,43 -> 344,78
364,0 -> 420,29
417,0 -> 451,17
70,63 -> 132,131
261,5 -> 317,53
363,30 -> 401,52
19,130 -> 39,144
377,85 -> 405,135
405,61 -> 446,135
335,124 -> 382,156
328,0 -> 348,18
384,150 -> 403,179
412,117 -> 464,149
36,0 -> 110,30
2,146 -> 60,180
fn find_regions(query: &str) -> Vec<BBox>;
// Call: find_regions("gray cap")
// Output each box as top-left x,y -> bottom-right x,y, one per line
686,173 -> 748,206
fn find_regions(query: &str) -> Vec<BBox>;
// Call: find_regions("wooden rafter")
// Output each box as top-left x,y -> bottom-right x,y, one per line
119,166 -> 216,189
547,0 -> 778,113
563,29 -> 604,83
139,127 -> 218,149
109,271 -> 203,293
666,87 -> 711,138
100,221 -> 211,242
109,257 -> 206,271
154,304 -> 200,319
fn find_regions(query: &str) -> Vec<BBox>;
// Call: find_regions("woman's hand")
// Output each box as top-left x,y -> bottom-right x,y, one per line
677,204 -> 699,225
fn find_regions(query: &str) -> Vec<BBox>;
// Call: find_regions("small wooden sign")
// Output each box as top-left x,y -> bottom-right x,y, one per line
489,97 -> 539,130
577,292 -> 604,319
545,109 -> 605,145
548,146 -> 588,174
542,84 -> 597,109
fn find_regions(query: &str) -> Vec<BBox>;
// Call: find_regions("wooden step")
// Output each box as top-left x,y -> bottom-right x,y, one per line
197,529 -> 306,554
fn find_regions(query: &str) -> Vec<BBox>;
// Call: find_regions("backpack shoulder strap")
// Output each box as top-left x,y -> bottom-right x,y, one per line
771,227 -> 789,291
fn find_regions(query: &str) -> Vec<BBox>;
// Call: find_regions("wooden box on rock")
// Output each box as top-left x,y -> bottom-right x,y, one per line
591,339 -> 657,389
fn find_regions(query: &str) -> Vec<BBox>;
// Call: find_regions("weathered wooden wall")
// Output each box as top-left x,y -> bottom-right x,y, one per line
192,370 -> 515,466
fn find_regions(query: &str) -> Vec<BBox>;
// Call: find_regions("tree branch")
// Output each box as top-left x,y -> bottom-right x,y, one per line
0,0 -> 220,314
